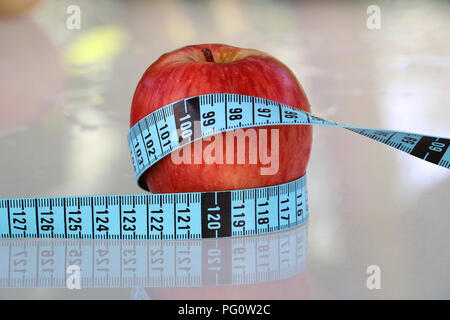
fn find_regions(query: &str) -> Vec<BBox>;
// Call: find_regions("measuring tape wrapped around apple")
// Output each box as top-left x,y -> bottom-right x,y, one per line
0,44 -> 449,240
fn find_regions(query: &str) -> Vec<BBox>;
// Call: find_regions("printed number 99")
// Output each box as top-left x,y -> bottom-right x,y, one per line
203,111 -> 215,126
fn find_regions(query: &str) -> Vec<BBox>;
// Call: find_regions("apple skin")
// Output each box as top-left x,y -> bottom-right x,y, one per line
130,44 -> 312,193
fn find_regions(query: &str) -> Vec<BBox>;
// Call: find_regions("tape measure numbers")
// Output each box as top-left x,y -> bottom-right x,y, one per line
0,174 -> 307,240
128,93 -> 449,189
0,93 -> 448,240
0,224 -> 307,288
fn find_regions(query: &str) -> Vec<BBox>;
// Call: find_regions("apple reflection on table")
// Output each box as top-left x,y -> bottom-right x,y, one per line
134,224 -> 312,300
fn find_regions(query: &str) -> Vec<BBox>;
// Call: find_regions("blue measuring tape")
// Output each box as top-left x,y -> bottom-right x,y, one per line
0,93 -> 448,240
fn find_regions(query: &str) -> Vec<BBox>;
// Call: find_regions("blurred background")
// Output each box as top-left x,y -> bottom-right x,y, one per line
0,0 -> 449,299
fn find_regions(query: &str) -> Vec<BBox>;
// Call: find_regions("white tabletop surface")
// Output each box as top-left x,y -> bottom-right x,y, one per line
0,0 -> 449,299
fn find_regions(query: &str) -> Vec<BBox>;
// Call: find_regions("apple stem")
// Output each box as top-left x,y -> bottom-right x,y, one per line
202,48 -> 215,63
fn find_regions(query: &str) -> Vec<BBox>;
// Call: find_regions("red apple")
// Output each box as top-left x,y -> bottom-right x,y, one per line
130,44 -> 312,193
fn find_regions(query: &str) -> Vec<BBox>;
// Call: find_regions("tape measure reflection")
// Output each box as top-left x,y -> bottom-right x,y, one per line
0,223 -> 307,289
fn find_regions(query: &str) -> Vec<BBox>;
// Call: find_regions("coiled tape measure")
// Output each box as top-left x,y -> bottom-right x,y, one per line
0,93 -> 449,240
